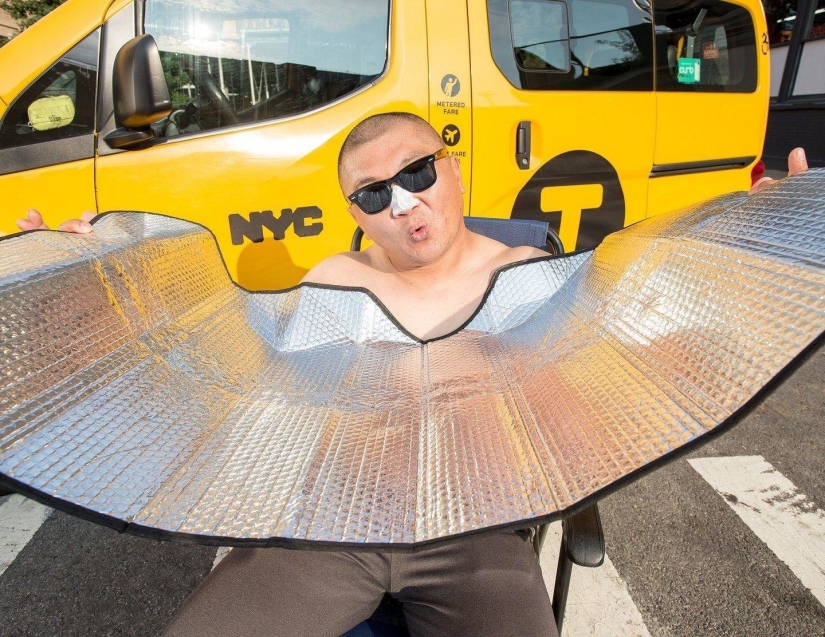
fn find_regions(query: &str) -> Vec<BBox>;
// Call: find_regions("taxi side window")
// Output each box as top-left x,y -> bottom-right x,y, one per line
144,0 -> 390,138
654,0 -> 757,92
488,0 -> 655,91
0,30 -> 99,150
511,0 -> 571,73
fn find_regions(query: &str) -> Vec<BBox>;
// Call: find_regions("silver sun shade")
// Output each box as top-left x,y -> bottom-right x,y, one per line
0,171 -> 823,548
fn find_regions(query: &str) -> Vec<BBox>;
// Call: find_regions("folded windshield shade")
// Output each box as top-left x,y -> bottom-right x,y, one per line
0,171 -> 823,548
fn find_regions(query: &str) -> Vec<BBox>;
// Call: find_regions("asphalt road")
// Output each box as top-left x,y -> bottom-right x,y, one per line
1,342 -> 823,637
601,339 -> 825,635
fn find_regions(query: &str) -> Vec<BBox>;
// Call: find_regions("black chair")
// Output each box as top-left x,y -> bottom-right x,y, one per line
350,216 -> 565,255
344,216 -> 604,637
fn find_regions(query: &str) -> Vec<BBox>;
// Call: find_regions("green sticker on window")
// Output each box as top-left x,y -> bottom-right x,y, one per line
677,58 -> 701,84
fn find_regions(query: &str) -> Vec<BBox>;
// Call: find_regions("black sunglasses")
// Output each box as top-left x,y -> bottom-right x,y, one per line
347,148 -> 449,214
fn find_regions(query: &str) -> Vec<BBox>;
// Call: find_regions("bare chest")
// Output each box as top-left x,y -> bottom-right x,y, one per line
368,276 -> 490,340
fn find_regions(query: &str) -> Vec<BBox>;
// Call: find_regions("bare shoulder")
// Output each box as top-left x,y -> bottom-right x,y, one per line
301,252 -> 373,286
499,245 -> 549,265
468,231 -> 547,262
465,232 -> 549,278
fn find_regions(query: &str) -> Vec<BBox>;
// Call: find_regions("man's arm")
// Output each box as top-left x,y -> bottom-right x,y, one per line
301,252 -> 371,286
508,245 -> 550,260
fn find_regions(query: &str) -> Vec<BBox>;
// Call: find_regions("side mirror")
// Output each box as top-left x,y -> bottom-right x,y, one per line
104,35 -> 172,149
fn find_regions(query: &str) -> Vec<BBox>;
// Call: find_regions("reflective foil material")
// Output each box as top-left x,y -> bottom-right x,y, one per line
1,171 -> 824,547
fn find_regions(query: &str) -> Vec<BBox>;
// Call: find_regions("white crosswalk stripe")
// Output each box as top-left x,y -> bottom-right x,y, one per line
212,545 -> 232,570
0,495 -> 51,577
689,455 -> 825,608
540,521 -> 651,636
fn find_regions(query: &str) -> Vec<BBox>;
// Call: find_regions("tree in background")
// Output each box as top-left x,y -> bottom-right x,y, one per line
0,0 -> 65,46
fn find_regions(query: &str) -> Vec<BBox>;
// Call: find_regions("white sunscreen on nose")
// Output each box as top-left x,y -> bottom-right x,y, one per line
390,184 -> 421,217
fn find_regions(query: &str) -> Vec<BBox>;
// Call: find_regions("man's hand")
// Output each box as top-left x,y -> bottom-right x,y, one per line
750,148 -> 808,194
16,209 -> 96,234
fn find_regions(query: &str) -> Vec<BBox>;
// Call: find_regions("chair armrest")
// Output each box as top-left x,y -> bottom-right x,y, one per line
562,503 -> 604,567
351,227 -> 365,252
546,228 -> 564,255
552,503 -> 605,633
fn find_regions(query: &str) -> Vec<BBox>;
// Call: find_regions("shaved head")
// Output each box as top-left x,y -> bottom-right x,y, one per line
338,112 -> 444,191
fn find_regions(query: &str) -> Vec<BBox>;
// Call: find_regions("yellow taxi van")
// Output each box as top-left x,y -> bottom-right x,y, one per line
0,0 -> 769,288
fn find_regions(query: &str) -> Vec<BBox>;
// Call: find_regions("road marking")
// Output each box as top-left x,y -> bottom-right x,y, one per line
540,521 -> 651,636
0,495 -> 52,577
212,546 -> 232,570
689,455 -> 825,607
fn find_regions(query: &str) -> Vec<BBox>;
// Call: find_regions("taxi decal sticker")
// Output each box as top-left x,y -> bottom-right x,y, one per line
511,151 -> 625,251
229,206 -> 323,245
442,125 -> 460,146
440,74 -> 461,97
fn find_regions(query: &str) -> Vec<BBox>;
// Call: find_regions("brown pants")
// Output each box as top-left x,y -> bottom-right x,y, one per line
164,530 -> 558,637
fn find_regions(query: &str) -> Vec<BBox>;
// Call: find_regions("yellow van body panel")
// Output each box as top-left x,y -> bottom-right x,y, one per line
0,0 -> 770,281
471,95 -> 656,253
425,0 -> 472,213
650,0 -> 769,208
653,0 -> 769,167
648,168 -> 753,218
1,161 -> 97,231
95,1 -> 428,290
0,0 -> 107,235
466,5 -> 655,253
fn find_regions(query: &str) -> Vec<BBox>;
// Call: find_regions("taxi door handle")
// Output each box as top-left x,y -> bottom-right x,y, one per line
516,121 -> 531,170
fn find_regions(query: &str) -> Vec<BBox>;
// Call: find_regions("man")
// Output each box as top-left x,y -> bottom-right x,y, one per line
16,114 -> 809,636
303,112 -> 547,339
159,112 -> 558,637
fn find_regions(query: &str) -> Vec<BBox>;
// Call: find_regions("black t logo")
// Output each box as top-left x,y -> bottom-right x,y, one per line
511,151 -> 626,251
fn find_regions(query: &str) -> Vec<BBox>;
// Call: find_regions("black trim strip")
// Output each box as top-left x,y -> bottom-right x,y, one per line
0,135 -> 94,176
770,99 -> 825,110
650,156 -> 756,178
